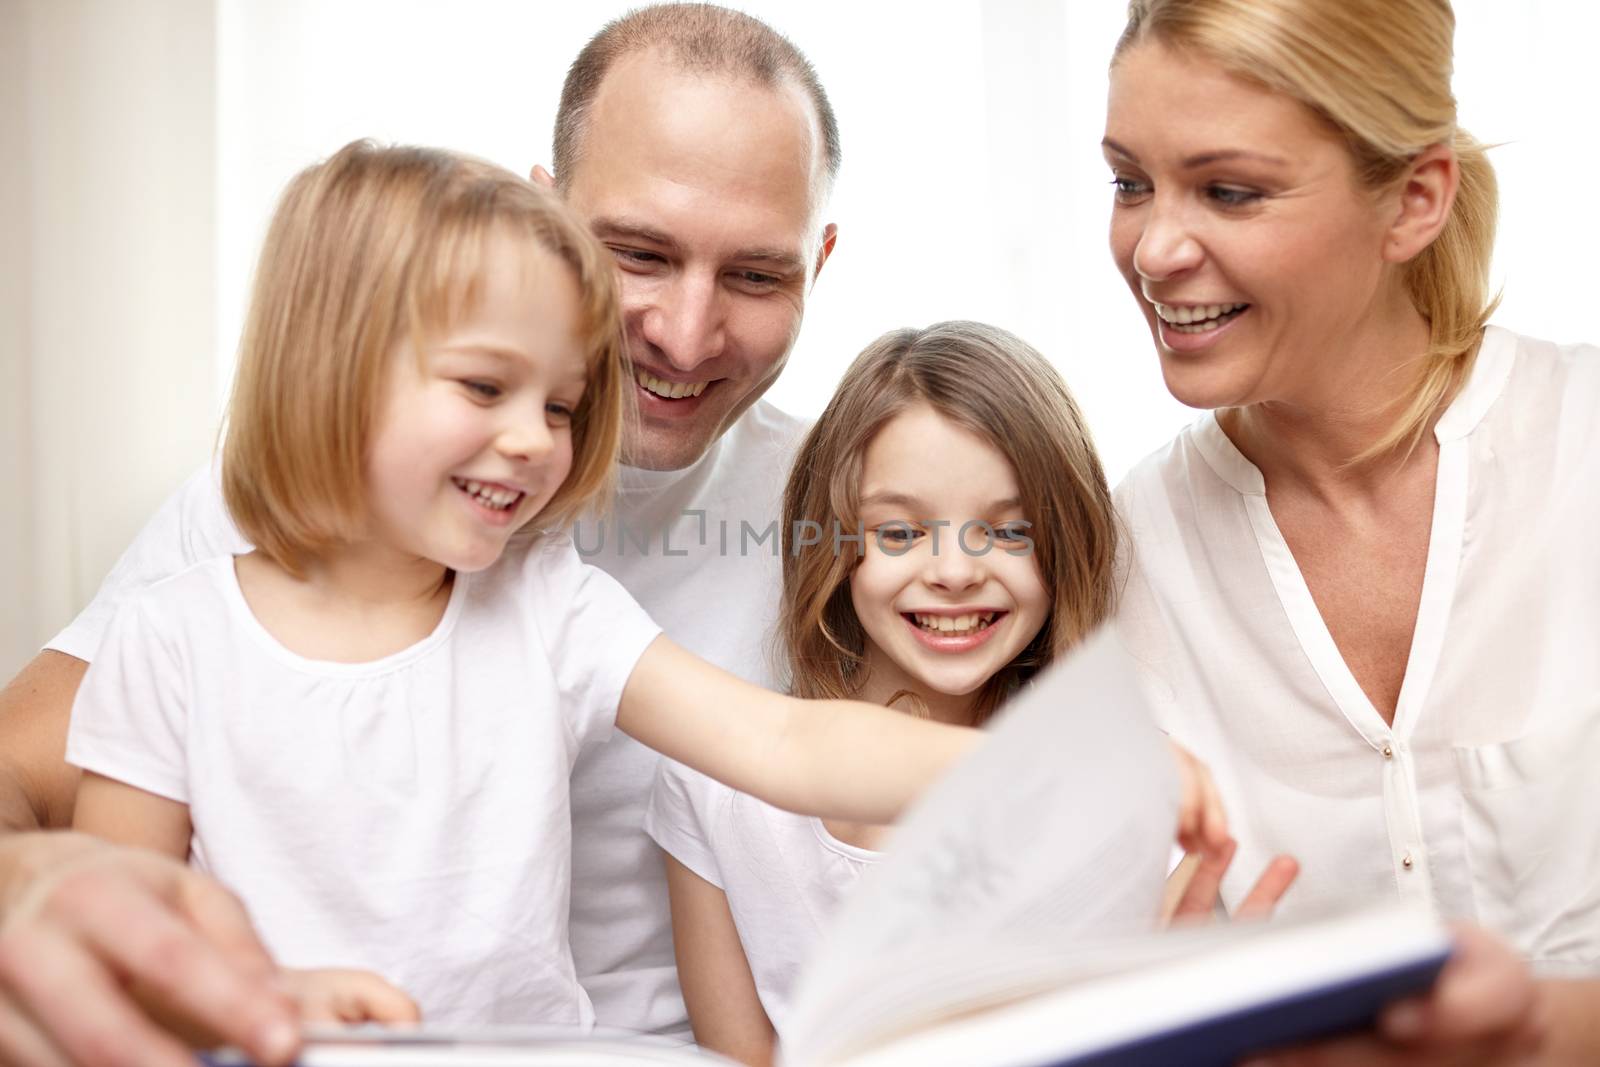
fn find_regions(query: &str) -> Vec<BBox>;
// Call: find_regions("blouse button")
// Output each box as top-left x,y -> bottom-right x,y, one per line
1402,852 -> 1415,870
1381,743 -> 1394,759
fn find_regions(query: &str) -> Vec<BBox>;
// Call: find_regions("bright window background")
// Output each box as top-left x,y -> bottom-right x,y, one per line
216,0 -> 1600,484
4,1 -> 1596,675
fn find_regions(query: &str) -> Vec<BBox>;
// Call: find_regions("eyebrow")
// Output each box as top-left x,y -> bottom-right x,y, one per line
1102,138 -> 1290,170
859,491 -> 1024,513
588,215 -> 806,275
434,344 -> 588,384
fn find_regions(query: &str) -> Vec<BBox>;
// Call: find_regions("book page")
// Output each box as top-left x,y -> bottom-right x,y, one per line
782,630 -> 1180,1065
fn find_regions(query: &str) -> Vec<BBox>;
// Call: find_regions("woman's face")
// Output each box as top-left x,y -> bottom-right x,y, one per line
1104,39 -> 1398,412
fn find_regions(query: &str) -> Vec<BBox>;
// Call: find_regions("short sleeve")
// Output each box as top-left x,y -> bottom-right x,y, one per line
529,536 -> 662,747
47,463 -> 249,662
643,758 -> 726,890
64,596 -> 192,803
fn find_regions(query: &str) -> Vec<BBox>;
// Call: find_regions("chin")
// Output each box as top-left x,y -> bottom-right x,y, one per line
1157,358 -> 1259,412
623,424 -> 718,472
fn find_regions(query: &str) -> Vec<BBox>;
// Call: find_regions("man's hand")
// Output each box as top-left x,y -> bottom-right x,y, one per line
0,831 -> 300,1067
1240,924 -> 1547,1066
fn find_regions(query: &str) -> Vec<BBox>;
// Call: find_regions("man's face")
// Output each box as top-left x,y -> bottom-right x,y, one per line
554,51 -> 836,471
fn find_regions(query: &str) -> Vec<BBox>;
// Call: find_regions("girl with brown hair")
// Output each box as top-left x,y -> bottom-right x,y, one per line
647,321 -> 1131,1065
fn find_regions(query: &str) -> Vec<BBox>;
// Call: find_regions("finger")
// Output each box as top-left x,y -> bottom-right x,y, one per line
1171,838 -> 1236,921
0,996 -> 72,1067
0,924 -> 196,1067
1199,768 -> 1230,852
328,971 -> 421,1024
174,870 -> 283,985
1233,855 -> 1299,920
60,869 -> 299,1065
1381,925 -> 1537,1046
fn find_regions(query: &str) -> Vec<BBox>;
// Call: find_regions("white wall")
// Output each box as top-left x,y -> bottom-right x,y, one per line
1,0 -> 217,679
6,0 -> 1599,672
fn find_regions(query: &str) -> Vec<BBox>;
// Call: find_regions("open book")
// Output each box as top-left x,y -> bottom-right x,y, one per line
206,632 -> 1449,1066
777,630 -> 1450,1066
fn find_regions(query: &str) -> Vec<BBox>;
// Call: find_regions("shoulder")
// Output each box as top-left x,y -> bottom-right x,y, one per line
728,400 -> 813,467
1112,414 -> 1225,531
96,555 -> 239,660
1458,326 -> 1600,468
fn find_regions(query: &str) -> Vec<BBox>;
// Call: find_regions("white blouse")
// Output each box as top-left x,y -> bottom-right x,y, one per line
1116,326 -> 1600,976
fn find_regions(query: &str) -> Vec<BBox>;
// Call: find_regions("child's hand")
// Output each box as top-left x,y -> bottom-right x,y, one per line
278,967 -> 420,1026
1169,740 -> 1229,855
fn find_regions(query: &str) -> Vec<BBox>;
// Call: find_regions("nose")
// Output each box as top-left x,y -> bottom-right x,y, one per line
636,269 -> 726,373
496,402 -> 556,465
1132,197 -> 1204,283
923,524 -> 987,594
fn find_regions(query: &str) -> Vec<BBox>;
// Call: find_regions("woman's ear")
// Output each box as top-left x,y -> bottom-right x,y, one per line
1382,142 -> 1459,264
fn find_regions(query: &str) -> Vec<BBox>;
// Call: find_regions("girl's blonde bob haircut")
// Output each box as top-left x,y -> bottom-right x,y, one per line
222,140 -> 626,576
780,322 -> 1119,724
1116,0 -> 1499,461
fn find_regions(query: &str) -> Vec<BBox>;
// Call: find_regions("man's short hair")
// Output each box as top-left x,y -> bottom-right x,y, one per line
553,3 -> 840,191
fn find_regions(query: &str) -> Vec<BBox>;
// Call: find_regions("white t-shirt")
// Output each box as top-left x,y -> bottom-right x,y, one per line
47,399 -> 808,1033
567,401 -> 808,1036
1116,326 -> 1600,976
643,762 -> 879,1036
64,537 -> 661,1024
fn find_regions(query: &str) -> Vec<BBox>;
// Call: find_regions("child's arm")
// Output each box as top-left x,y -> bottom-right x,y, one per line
617,637 -> 977,825
72,775 -> 419,1026
664,854 -> 776,1067
73,772 -> 192,857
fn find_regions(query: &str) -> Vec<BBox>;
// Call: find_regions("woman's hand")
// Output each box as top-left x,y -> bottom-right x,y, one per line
1165,838 -> 1300,924
1240,923 -> 1549,1066
1169,740 -> 1230,856
279,967 -> 420,1026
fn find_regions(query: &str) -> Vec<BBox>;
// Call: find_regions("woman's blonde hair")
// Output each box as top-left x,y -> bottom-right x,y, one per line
222,140 -> 626,576
779,322 -> 1118,724
1116,0 -> 1499,460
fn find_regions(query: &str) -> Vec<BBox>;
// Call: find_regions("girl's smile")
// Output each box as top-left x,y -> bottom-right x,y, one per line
850,403 -> 1050,720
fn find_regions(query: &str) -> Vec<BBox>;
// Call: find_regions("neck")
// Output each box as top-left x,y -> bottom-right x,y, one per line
854,660 -> 982,727
1221,301 -> 1443,500
301,541 -> 453,611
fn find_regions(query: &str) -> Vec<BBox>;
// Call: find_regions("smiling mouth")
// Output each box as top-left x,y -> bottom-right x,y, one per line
635,370 -> 710,400
1152,301 -> 1251,333
903,611 -> 1003,636
452,477 -> 524,512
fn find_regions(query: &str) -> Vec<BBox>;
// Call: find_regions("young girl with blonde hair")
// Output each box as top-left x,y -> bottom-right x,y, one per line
62,141 -> 986,1028
646,321 -> 1146,1065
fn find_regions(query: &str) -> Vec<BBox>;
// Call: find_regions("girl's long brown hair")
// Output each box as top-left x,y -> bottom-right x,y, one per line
779,322 -> 1118,724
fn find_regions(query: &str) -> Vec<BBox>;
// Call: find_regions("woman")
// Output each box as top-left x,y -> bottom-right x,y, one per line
1104,0 -> 1600,1061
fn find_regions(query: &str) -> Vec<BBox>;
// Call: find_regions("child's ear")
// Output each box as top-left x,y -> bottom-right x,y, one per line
530,165 -> 557,190
1381,143 -> 1458,265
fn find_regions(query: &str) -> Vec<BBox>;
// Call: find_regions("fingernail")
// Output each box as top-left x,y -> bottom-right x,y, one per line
255,1019 -> 300,1063
1383,1001 -> 1425,1039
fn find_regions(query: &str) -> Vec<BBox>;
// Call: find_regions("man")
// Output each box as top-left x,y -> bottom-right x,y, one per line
0,5 -> 834,1064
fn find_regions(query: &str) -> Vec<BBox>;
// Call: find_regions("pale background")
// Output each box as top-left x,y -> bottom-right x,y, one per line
3,0 -> 1596,678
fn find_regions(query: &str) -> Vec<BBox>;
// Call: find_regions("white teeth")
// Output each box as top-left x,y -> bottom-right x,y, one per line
636,371 -> 709,399
1152,301 -> 1248,327
911,611 -> 997,635
456,478 -> 523,511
